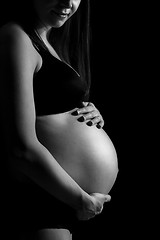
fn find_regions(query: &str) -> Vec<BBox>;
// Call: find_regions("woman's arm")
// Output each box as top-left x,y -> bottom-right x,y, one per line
0,24 -> 89,210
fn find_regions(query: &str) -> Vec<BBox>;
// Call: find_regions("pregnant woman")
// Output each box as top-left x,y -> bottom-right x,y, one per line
0,0 -> 118,239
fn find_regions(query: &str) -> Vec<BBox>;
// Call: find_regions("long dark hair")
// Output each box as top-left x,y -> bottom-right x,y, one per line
0,0 -> 91,91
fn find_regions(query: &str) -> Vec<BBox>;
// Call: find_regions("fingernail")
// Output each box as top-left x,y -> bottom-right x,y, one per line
86,121 -> 93,126
96,124 -> 101,129
71,110 -> 79,116
77,116 -> 85,122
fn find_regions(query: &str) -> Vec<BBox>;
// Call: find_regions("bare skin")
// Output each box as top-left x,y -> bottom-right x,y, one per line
34,229 -> 72,240
16,229 -> 72,240
0,1 -> 118,239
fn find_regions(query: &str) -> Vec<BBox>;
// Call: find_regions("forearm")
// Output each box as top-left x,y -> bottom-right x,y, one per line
15,141 -> 90,211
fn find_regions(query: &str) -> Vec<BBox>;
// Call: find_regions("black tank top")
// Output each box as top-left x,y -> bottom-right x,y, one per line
31,36 -> 90,116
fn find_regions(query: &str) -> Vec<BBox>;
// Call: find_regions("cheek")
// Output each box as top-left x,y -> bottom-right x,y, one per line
71,1 -> 81,16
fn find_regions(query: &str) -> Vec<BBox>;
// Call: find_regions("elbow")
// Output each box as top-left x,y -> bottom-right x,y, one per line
9,139 -> 41,175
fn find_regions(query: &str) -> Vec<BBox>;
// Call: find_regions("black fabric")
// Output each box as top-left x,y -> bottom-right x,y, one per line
32,38 -> 90,116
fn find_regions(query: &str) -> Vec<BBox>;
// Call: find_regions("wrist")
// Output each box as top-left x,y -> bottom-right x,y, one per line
80,191 -> 94,212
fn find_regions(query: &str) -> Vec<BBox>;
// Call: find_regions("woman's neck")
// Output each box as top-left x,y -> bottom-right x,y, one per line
36,25 -> 52,44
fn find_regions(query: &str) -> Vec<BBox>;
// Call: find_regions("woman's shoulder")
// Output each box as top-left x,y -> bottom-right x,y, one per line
0,22 -> 42,70
0,22 -> 39,57
0,22 -> 29,44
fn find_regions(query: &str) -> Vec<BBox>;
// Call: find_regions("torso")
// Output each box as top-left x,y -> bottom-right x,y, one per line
33,38 -> 118,193
1,23 -> 118,195
33,33 -> 118,194
36,111 -> 118,194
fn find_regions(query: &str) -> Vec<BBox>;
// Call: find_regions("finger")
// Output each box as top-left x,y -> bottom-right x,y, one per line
90,193 -> 111,204
104,195 -> 111,202
77,105 -> 95,114
71,102 -> 97,116
86,103 -> 105,128
91,193 -> 111,202
90,116 -> 102,125
84,111 -> 99,121
77,110 -> 99,123
77,101 -> 97,114
71,106 -> 93,117
87,115 -> 104,128
86,102 -> 95,107
96,120 -> 105,129
96,205 -> 103,215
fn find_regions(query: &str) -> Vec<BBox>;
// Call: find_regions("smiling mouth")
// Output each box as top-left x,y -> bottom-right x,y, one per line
51,9 -> 70,18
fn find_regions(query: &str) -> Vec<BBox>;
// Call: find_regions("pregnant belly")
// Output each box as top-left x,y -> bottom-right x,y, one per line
36,112 -> 118,194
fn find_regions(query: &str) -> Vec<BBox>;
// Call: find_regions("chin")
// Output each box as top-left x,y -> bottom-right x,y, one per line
52,21 -> 66,28
48,16 -> 69,28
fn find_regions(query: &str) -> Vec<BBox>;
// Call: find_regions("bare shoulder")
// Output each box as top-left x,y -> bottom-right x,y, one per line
0,23 -> 30,47
0,22 -> 41,71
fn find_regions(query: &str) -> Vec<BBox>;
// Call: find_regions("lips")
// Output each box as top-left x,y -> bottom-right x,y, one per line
51,8 -> 71,18
61,8 -> 71,14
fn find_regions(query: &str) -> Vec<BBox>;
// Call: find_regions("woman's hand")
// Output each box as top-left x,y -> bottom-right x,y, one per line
77,193 -> 111,221
71,102 -> 105,129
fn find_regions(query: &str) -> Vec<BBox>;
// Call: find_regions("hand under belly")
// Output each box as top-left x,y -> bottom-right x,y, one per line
36,112 -> 118,194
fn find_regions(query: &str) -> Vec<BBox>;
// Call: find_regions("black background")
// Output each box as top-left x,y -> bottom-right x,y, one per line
74,2 -> 152,239
0,1 -> 154,239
